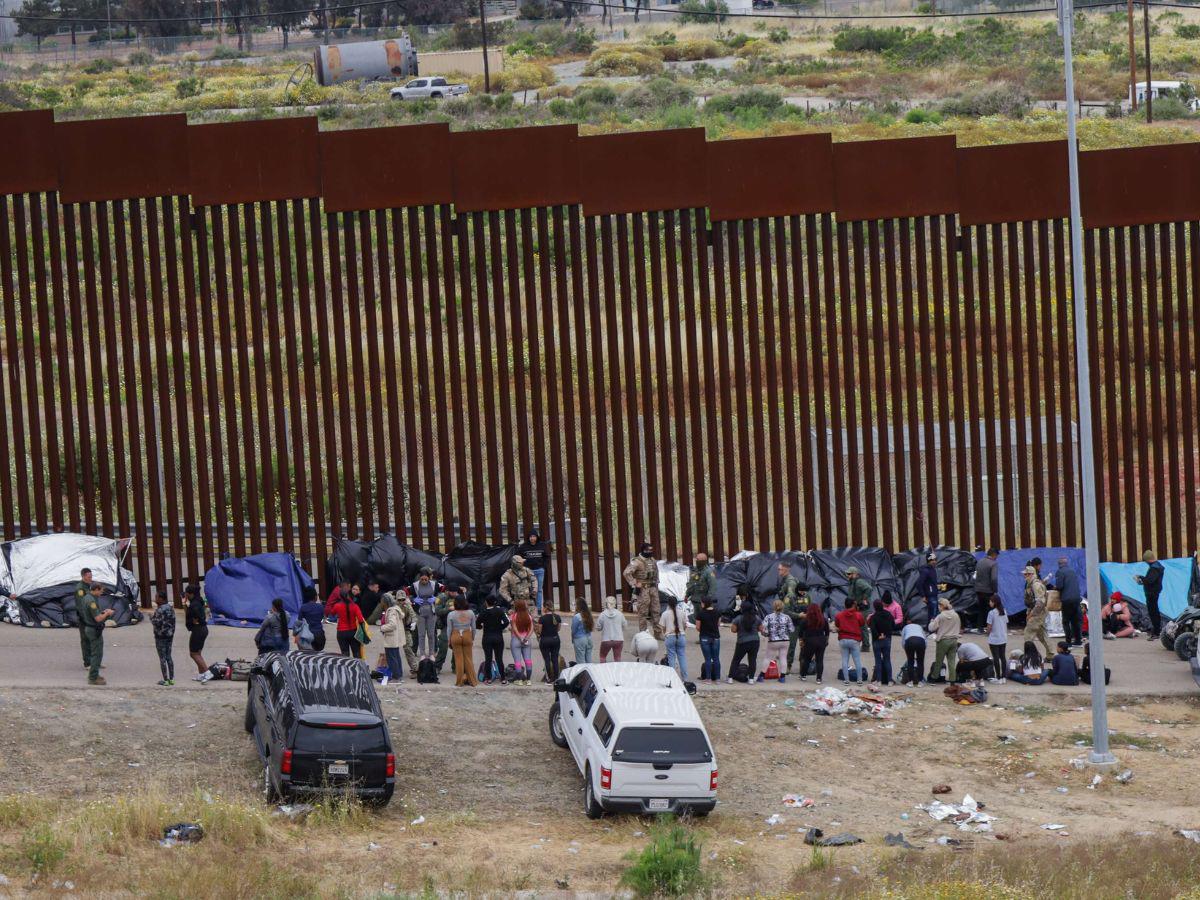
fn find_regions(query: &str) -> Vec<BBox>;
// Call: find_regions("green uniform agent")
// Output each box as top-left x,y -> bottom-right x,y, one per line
848,572 -> 874,651
684,563 -> 716,605
434,591 -> 455,671
77,587 -> 110,684
74,579 -> 91,668
783,592 -> 810,672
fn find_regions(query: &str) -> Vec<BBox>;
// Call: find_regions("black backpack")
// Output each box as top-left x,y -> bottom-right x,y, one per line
731,663 -> 751,683
417,658 -> 439,684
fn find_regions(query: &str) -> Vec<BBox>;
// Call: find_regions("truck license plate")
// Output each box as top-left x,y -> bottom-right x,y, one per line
328,763 -> 349,776
648,799 -> 669,811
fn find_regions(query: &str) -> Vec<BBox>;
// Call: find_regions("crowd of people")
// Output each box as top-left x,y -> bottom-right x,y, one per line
70,534 -> 1164,690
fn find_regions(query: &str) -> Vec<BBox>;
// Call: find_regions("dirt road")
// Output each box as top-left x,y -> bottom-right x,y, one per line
0,680 -> 1197,896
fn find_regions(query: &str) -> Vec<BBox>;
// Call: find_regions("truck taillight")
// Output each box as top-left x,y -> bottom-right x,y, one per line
385,753 -> 395,778
281,749 -> 293,775
600,767 -> 612,790
709,769 -> 718,790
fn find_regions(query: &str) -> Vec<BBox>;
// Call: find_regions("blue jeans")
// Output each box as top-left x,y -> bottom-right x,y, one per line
665,633 -> 688,680
533,569 -> 546,612
573,635 -> 593,663
839,638 -> 863,681
872,634 -> 893,685
385,647 -> 403,679
699,636 -> 721,681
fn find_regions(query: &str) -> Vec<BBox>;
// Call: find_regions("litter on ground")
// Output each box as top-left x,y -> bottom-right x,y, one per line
1116,770 -> 1135,784
159,823 -> 204,847
274,803 -> 315,820
1041,824 -> 1067,831
884,832 -> 919,849
805,686 -> 907,719
1179,830 -> 1200,843
916,794 -> 995,833
765,814 -> 784,826
411,816 -> 426,826
803,828 -> 863,847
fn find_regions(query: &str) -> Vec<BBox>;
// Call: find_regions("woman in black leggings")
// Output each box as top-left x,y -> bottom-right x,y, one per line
536,609 -> 563,683
798,603 -> 829,682
477,595 -> 509,684
728,601 -> 761,682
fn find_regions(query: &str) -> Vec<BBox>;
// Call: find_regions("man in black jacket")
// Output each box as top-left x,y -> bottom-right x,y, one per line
1136,550 -> 1166,640
1054,557 -> 1083,647
515,529 -> 551,614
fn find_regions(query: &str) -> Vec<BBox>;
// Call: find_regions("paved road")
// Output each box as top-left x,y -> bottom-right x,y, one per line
1,613 -> 1191,697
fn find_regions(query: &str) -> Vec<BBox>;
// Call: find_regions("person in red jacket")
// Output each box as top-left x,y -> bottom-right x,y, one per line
328,583 -> 366,658
834,597 -> 866,684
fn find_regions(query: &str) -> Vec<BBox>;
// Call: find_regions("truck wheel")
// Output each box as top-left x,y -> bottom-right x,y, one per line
262,757 -> 280,803
1175,632 -> 1197,661
583,767 -> 604,820
549,702 -> 568,749
244,694 -> 256,734
1161,623 -> 1178,651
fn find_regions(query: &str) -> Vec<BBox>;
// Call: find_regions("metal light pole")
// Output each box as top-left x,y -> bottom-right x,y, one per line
1059,0 -> 1116,768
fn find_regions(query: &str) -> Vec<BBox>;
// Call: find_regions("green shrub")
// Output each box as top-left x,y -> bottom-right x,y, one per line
705,86 -> 783,114
127,49 -> 154,65
573,82 -> 617,105
493,91 -> 515,110
208,45 -> 245,60
767,27 -> 789,44
22,825 -> 66,875
646,30 -> 677,46
619,821 -> 705,898
621,77 -> 694,109
1177,23 -> 1200,38
654,38 -> 723,62
505,23 -> 596,57
1144,95 -> 1194,120
940,81 -> 1030,118
82,57 -> 116,74
582,47 -> 664,76
832,25 -> 910,53
678,0 -> 728,24
547,97 -> 570,116
905,107 -> 943,124
722,32 -> 752,50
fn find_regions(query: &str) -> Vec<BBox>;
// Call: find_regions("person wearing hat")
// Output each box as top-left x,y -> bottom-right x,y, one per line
1022,565 -> 1053,659
926,596 -> 961,683
81,582 -> 114,685
411,567 -> 439,661
624,542 -> 662,639
916,553 -> 939,626
846,567 -> 873,652
1135,550 -> 1165,640
516,529 -> 551,615
1101,592 -> 1135,639
499,554 -> 538,612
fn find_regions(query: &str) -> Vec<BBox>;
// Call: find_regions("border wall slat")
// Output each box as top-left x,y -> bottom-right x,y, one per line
13,196 -> 48,532
846,220 -> 869,546
1179,222 -> 1199,549
392,209 -> 424,544
29,196 -> 65,531
440,206 -> 472,547
666,211 -> 694,560
290,201 -> 324,574
681,211 -> 709,555
355,210 -> 388,536
787,216 -> 817,547
1035,221 -> 1060,545
275,202 -> 311,568
427,206 -> 458,550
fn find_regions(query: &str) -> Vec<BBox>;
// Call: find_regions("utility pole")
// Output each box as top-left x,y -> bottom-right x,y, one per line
1127,0 -> 1137,111
480,0 -> 491,94
1058,0 -> 1117,770
1143,0 -> 1152,122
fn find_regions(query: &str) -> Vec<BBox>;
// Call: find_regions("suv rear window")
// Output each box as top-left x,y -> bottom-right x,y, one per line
613,727 -> 712,764
294,725 -> 388,755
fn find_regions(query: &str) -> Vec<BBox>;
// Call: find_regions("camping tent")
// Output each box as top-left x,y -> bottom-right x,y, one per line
893,546 -> 978,625
984,547 -> 1087,617
0,533 -> 141,627
204,552 -> 315,628
1100,556 -> 1199,622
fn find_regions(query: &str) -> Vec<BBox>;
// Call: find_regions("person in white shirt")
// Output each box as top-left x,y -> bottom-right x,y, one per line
632,628 -> 659,663
900,621 -> 927,686
984,596 -> 1008,684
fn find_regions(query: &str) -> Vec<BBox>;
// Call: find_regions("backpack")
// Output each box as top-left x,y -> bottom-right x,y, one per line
763,659 -> 780,680
504,663 -> 519,682
477,660 -> 501,682
227,659 -> 253,681
417,658 -> 439,684
731,663 -> 751,683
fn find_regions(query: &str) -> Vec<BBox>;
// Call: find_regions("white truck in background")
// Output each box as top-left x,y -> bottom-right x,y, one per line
390,77 -> 469,101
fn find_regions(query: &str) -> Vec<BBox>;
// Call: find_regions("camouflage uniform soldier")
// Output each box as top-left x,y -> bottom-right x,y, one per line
624,542 -> 662,639
783,585 -> 811,673
684,554 -> 717,607
499,555 -> 538,609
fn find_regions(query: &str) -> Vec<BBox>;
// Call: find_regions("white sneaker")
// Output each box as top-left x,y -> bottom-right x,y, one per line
726,677 -> 733,684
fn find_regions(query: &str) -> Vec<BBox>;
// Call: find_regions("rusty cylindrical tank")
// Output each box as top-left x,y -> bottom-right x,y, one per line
314,36 -> 418,86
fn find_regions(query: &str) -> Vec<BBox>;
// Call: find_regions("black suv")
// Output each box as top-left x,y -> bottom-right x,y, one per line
244,651 -> 395,805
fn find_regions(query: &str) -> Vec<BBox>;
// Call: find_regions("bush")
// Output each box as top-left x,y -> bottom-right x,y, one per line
832,25 -> 910,53
767,27 -> 789,44
82,57 -> 116,74
904,107 -> 943,124
705,86 -> 783,115
22,825 -> 66,875
653,38 -> 723,62
127,49 -> 154,65
940,81 -> 1030,118
547,96 -> 570,116
619,821 -> 705,898
722,32 -> 752,50
621,77 -> 694,109
582,47 -> 664,76
678,0 -> 728,24
1144,95 -> 1193,120
1177,23 -> 1200,38
505,23 -> 596,58
573,82 -> 617,105
208,45 -> 245,60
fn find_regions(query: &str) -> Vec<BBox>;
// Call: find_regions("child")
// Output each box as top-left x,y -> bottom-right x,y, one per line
151,590 -> 176,686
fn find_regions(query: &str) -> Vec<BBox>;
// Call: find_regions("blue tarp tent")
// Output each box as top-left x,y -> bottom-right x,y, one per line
1100,557 -> 1197,622
979,547 -> 1086,616
204,552 -> 314,628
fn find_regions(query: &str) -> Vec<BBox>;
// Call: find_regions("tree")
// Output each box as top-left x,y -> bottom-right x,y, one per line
14,0 -> 58,49
265,0 -> 306,48
222,0 -> 261,50
124,0 -> 191,39
57,0 -> 105,46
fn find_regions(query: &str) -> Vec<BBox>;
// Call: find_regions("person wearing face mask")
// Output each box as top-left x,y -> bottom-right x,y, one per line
623,542 -> 662,639
685,553 -> 717,610
499,555 -> 538,612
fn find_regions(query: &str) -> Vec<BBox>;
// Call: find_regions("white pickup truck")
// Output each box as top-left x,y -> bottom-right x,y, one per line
390,77 -> 469,100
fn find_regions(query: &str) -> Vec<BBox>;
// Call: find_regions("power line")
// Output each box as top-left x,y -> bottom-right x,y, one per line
0,0 -> 1189,28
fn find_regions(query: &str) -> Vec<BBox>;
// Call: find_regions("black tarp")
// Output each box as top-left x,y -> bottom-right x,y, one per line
711,552 -> 810,616
4,581 -> 143,628
324,536 -> 516,604
807,547 -> 900,614
892,545 -> 978,625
